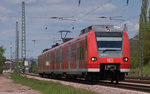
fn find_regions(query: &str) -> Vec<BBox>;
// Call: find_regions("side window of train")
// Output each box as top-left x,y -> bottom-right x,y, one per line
57,50 -> 59,64
44,54 -> 47,66
59,50 -> 61,63
71,48 -> 73,61
74,48 -> 77,61
43,55 -> 44,66
39,57 -> 41,69
47,53 -> 49,65
57,50 -> 59,63
77,47 -> 80,60
69,47 -> 71,63
42,55 -> 44,69
51,53 -> 53,64
49,53 -> 51,64
82,46 -> 84,60
85,38 -> 88,59
79,45 -> 84,60
53,53 -> 55,64
41,56 -> 42,68
76,43 -> 79,61
80,46 -> 82,60
61,49 -> 63,63
65,48 -> 68,63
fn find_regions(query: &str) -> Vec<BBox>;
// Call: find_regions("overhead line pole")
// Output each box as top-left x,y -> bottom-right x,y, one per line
15,21 -> 19,73
21,1 -> 26,73
10,42 -> 12,60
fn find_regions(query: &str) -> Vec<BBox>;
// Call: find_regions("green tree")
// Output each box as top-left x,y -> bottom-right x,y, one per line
139,0 -> 150,65
130,0 -> 150,68
0,46 -> 6,74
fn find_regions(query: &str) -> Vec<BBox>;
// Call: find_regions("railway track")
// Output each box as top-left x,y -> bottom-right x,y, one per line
25,73 -> 150,93
126,76 -> 150,80
97,81 -> 150,93
123,79 -> 150,84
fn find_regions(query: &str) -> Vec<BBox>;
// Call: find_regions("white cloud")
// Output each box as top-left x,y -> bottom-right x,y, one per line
4,0 -> 37,4
0,16 -> 8,22
133,23 -> 139,31
45,0 -> 66,3
121,21 -> 139,38
125,21 -> 139,31
0,5 -> 12,13
27,4 -> 75,15
26,2 -> 117,22
0,29 -> 15,40
96,3 -> 116,12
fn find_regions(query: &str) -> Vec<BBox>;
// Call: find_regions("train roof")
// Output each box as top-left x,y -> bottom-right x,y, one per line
80,25 -> 123,35
40,32 -> 87,55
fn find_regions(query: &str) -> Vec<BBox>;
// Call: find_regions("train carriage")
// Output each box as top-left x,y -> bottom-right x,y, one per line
38,25 -> 130,83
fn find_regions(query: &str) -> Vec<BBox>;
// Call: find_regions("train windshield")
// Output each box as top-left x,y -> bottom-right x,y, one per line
95,32 -> 122,51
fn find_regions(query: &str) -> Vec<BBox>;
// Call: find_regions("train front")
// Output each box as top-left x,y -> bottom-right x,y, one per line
87,25 -> 130,83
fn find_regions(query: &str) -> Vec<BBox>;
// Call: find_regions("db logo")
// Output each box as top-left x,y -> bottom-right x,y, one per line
107,58 -> 113,63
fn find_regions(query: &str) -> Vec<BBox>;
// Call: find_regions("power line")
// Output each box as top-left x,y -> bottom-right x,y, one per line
67,0 -> 112,30
77,0 -> 112,21
115,15 -> 140,25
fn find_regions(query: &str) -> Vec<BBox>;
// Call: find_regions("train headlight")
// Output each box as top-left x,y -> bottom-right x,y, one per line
91,57 -> 97,61
123,57 -> 128,62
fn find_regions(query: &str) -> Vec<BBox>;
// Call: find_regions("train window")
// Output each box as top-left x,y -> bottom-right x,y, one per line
97,41 -> 122,50
38,57 -> 40,69
65,49 -> 67,63
95,32 -> 122,51
53,52 -> 56,64
77,47 -> 80,60
79,46 -> 84,60
62,51 -> 64,63
82,46 -> 84,60
49,53 -> 51,64
42,55 -> 44,67
68,47 -> 71,63
53,54 -> 54,64
95,32 -> 122,37
50,54 -> 53,65
79,47 -> 82,60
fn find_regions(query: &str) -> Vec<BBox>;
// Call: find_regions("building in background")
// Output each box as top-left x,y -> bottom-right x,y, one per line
2,60 -> 14,73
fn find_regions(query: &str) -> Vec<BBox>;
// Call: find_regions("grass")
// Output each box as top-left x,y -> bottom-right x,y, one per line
11,74 -> 97,94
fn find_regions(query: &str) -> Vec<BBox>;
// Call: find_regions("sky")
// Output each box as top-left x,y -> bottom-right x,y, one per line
0,0 -> 142,59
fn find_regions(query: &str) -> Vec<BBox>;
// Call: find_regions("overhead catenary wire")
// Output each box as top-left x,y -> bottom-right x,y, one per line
68,0 -> 113,30
76,0 -> 112,21
115,14 -> 140,25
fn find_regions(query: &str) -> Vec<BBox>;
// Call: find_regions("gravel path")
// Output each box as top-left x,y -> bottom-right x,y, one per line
0,75 -> 41,94
26,75 -> 150,94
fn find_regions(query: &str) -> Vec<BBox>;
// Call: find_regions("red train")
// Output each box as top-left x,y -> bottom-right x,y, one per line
38,25 -> 130,83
